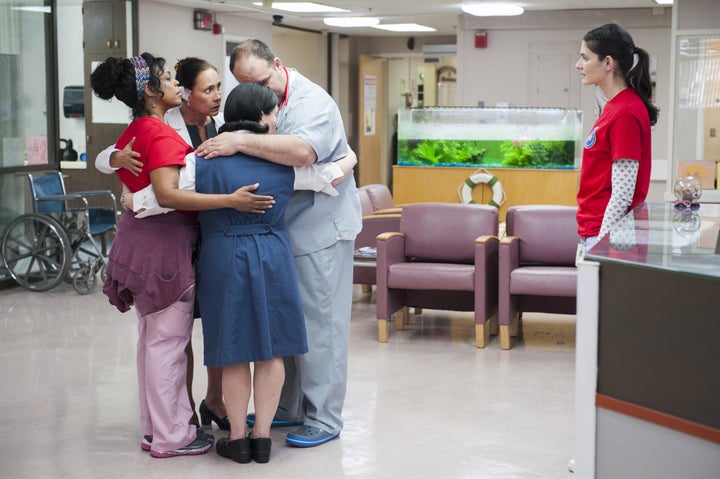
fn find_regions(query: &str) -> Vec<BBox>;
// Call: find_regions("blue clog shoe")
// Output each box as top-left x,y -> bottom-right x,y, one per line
285,425 -> 340,448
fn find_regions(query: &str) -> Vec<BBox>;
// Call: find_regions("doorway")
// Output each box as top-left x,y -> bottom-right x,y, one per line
358,55 -> 457,188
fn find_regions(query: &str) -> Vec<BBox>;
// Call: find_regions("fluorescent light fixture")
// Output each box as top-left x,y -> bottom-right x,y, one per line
462,3 -> 524,16
371,23 -> 437,33
323,17 -> 380,28
11,6 -> 51,13
653,0 -> 673,4
252,2 -> 349,13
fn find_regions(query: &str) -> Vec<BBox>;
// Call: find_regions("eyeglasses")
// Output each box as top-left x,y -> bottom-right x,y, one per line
673,200 -> 700,211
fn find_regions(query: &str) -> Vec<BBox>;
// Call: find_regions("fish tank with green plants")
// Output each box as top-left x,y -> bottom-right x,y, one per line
397,107 -> 583,169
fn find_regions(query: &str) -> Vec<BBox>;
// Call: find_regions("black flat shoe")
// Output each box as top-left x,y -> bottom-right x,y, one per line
199,400 -> 230,430
216,437 -> 251,464
250,437 -> 272,463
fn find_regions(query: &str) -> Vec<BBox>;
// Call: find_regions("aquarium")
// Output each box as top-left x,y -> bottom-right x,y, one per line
397,107 -> 583,169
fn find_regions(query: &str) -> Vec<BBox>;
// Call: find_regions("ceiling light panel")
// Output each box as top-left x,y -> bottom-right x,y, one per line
462,3 -> 524,16
323,17 -> 380,27
252,2 -> 349,13
371,23 -> 437,33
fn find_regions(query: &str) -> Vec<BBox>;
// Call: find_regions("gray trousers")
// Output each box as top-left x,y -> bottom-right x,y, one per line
276,239 -> 354,434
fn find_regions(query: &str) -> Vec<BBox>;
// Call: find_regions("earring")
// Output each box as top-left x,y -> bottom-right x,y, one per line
152,98 -> 157,108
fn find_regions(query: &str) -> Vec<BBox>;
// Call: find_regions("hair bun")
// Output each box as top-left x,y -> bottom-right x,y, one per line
90,57 -> 125,100
90,56 -> 139,108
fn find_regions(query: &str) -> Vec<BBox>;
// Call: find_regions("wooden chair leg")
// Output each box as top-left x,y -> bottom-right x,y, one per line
509,312 -> 520,337
395,307 -> 408,330
475,322 -> 490,348
500,324 -> 511,350
378,319 -> 388,342
489,314 -> 499,336
361,284 -> 372,294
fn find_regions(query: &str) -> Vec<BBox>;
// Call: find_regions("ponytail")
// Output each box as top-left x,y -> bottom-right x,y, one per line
628,46 -> 658,126
583,23 -> 659,126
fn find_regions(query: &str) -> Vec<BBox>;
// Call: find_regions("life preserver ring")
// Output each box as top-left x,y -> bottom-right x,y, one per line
458,170 -> 506,208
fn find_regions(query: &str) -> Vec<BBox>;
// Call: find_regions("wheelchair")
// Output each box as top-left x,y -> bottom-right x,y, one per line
1,171 -> 118,294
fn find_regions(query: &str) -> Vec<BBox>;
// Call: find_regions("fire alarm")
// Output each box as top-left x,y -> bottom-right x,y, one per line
475,31 -> 488,49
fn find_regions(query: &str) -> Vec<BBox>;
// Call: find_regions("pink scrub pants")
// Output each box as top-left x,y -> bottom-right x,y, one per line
136,286 -> 197,453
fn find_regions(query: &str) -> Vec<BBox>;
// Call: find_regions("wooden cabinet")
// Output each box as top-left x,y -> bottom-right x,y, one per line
62,1 -> 135,196
83,1 -> 128,55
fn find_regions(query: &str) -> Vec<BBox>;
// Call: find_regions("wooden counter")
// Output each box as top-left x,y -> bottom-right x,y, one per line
575,203 -> 720,478
391,165 -> 579,220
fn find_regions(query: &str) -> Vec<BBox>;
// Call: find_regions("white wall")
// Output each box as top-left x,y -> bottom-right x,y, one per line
57,5 -> 86,157
138,0 -> 271,95
456,14 -> 672,188
453,10 -> 673,200
273,29 -> 328,89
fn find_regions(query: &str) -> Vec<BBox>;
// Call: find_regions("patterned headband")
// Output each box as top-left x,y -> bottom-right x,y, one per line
129,56 -> 150,99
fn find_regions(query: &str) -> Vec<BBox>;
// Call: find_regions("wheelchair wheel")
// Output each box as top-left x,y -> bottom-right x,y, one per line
99,263 -> 107,283
72,266 -> 97,295
94,258 -> 108,283
1,213 -> 72,292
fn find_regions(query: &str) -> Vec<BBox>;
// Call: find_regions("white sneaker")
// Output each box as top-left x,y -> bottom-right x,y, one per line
568,458 -> 575,473
150,430 -> 214,458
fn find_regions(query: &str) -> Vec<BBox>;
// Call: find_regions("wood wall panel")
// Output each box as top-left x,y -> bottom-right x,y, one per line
392,166 -> 579,221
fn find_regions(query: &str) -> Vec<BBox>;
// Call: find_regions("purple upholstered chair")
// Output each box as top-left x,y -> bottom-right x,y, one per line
357,185 -> 375,216
376,202 -> 499,347
363,183 -> 402,214
498,205 -> 579,350
354,185 -> 402,294
353,213 -> 402,293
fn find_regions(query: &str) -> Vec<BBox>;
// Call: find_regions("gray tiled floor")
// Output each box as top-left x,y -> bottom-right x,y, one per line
0,282 -> 575,478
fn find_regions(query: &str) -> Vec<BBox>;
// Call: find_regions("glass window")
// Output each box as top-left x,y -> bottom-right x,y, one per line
0,1 -> 53,171
0,1 -> 55,285
672,36 -> 720,196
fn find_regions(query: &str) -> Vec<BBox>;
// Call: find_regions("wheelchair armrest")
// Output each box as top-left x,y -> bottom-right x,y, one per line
68,190 -> 118,212
72,190 -> 115,199
36,193 -> 85,202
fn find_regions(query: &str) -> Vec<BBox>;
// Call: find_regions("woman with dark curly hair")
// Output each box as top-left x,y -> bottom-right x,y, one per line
90,52 -> 254,458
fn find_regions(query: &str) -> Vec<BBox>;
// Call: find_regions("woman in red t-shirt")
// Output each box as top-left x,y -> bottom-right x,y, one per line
90,52 -> 253,458
575,23 -> 659,251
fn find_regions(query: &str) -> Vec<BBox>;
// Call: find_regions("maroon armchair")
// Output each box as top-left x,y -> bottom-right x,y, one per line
498,205 -> 579,350
357,185 -> 375,217
354,185 -> 402,294
353,213 -> 402,292
376,203 -> 499,347
362,183 -> 401,214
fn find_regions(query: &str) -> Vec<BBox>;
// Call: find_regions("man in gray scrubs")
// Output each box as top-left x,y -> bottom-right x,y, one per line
196,39 -> 361,448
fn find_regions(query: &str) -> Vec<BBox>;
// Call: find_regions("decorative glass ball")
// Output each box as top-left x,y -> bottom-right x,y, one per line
673,212 -> 701,237
673,176 -> 703,202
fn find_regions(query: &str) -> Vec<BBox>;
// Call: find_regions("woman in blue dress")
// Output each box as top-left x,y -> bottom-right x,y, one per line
195,83 -> 306,464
